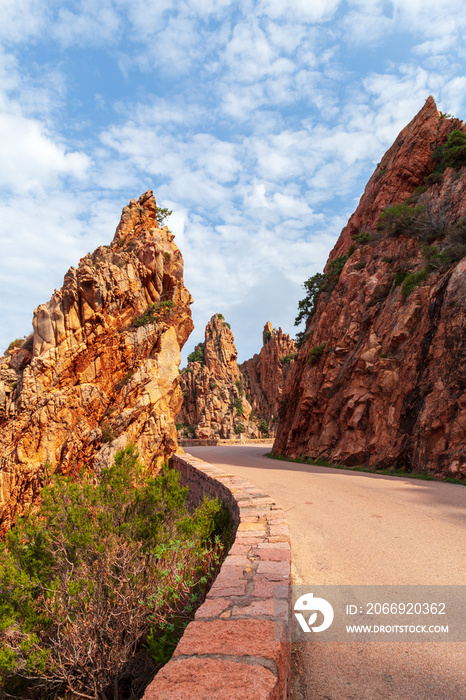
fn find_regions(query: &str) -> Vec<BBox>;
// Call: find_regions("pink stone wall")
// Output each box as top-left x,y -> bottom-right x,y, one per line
143,453 -> 291,700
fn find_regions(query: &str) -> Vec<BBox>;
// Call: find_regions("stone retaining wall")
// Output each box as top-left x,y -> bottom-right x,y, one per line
143,452 -> 291,700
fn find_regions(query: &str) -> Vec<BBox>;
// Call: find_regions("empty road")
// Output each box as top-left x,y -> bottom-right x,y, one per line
189,444 -> 466,700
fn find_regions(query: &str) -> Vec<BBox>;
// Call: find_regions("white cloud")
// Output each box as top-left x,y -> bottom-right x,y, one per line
0,113 -> 90,193
52,0 -> 122,47
258,0 -> 342,22
0,0 -> 46,42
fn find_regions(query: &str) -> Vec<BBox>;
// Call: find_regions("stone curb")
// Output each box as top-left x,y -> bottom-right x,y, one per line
142,452 -> 291,700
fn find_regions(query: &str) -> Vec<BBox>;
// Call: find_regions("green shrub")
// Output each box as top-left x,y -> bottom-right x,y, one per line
401,270 -> 428,301
432,129 -> 466,172
378,203 -> 425,237
322,255 -> 350,292
0,446 -> 229,699
259,419 -> 269,435
232,397 -> 244,416
187,343 -> 205,364
352,231 -> 371,245
264,330 -> 272,342
133,300 -> 176,327
279,353 -> 297,365
5,339 -> 23,354
234,423 -> 245,434
424,171 -> 444,186
393,268 -> 408,289
309,344 -> 326,366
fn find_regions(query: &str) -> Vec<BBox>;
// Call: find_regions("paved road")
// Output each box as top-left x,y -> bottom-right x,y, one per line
189,444 -> 466,700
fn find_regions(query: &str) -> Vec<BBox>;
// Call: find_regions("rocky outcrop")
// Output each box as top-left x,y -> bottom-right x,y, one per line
179,318 -> 296,441
178,314 -> 256,440
239,323 -> 296,435
0,191 -> 193,534
273,97 -> 466,479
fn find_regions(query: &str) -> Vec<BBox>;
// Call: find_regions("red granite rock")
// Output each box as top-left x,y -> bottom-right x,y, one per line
274,97 -> 466,479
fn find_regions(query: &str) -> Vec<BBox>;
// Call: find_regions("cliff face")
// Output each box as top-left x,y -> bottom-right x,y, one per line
273,97 -> 466,479
178,314 -> 255,440
0,191 -> 193,533
239,322 -> 296,434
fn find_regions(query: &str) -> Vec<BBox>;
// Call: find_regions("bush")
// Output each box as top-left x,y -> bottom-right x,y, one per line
5,339 -> 23,354
351,230 -> 371,245
0,445 -> 229,700
133,300 -> 176,327
279,353 -> 297,365
187,343 -> 205,364
234,424 -> 245,434
424,171 -> 444,186
232,397 -> 244,416
401,270 -> 428,301
309,344 -> 326,366
259,419 -> 269,435
322,255 -> 350,292
392,268 -> 408,290
432,129 -> 466,172
378,203 -> 425,237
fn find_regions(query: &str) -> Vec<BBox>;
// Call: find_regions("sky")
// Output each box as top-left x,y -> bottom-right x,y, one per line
1,1 -> 466,364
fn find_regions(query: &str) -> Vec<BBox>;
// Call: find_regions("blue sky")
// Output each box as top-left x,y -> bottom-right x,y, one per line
1,0 -> 466,363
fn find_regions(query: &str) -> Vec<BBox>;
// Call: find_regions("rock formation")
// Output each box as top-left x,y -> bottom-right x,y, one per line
178,317 -> 295,440
0,191 -> 193,534
178,314 -> 255,440
273,96 -> 466,479
239,322 -> 296,434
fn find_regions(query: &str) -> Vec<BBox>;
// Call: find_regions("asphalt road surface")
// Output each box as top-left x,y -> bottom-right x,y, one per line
189,444 -> 466,700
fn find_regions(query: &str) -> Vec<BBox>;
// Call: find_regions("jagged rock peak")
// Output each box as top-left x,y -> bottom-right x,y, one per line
273,98 -> 466,479
178,314 -> 253,440
240,323 -> 296,430
0,192 -> 193,534
204,313 -> 239,378
330,95 -> 465,262
113,190 -> 162,246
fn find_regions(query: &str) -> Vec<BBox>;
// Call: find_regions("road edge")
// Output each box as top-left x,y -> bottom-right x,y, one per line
143,451 -> 291,699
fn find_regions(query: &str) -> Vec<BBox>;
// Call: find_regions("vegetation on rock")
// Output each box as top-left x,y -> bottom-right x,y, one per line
187,343 -> 206,364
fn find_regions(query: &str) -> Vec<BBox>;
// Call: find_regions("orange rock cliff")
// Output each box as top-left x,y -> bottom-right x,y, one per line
0,191 -> 193,534
273,96 -> 466,479
178,316 -> 295,440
